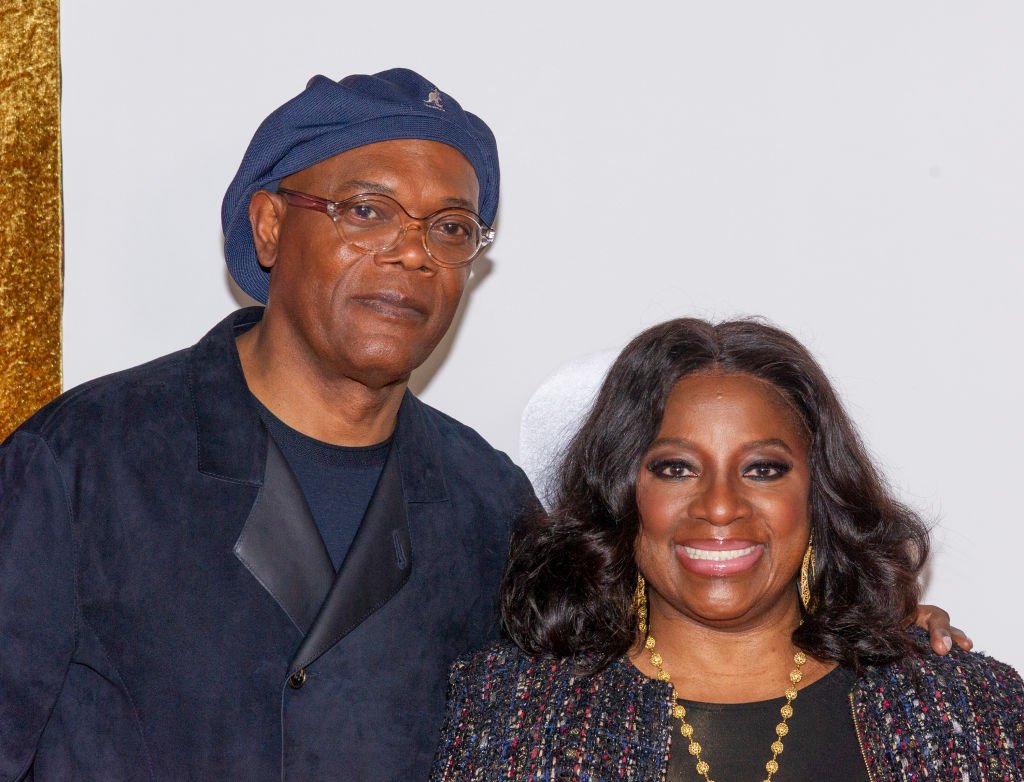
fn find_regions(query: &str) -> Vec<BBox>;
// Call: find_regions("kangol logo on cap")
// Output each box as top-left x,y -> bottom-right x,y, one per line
424,87 -> 445,111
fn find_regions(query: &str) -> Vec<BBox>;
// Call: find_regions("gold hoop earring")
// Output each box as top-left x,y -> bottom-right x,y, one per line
799,535 -> 816,613
633,572 -> 648,637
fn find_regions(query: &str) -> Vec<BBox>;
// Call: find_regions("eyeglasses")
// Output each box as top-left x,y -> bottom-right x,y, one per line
277,188 -> 495,268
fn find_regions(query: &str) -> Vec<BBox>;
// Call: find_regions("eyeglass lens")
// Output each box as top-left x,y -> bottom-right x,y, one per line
333,196 -> 483,265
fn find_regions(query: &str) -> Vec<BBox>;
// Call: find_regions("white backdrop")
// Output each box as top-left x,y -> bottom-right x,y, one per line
62,2 -> 1023,671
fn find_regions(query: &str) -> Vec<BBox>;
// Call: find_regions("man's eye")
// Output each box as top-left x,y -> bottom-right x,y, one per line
647,459 -> 697,479
743,461 -> 792,481
440,221 -> 469,236
432,218 -> 475,244
347,204 -> 381,221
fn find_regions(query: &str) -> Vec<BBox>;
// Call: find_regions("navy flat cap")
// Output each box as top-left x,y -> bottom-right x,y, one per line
221,68 -> 499,304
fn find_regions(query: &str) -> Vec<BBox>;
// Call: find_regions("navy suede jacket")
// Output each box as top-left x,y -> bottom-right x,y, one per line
0,308 -> 537,781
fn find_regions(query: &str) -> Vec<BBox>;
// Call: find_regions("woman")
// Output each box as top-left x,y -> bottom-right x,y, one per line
431,319 -> 1023,781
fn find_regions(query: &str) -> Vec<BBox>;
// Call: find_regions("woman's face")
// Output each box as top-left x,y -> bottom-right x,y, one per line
634,372 -> 812,631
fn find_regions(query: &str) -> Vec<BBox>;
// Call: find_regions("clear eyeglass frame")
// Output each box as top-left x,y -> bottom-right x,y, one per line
276,187 -> 495,268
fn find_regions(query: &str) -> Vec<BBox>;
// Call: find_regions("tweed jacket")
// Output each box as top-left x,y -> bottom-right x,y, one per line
432,633 -> 1024,781
0,308 -> 537,782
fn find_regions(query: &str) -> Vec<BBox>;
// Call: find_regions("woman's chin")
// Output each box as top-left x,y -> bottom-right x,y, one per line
663,585 -> 802,632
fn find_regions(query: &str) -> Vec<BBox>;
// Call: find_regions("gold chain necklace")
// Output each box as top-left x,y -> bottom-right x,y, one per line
645,634 -> 806,782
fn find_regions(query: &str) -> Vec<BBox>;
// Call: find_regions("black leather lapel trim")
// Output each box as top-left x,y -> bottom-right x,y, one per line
290,443 -> 411,672
233,438 -> 334,634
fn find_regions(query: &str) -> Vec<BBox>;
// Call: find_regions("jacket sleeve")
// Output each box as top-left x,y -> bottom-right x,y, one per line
855,639 -> 1024,778
430,657 -> 498,782
507,464 -> 544,549
952,653 -> 1024,774
430,661 -> 471,781
994,660 -> 1024,771
0,431 -> 76,780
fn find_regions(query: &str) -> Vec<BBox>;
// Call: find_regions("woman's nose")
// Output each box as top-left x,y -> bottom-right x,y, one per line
689,475 -> 750,526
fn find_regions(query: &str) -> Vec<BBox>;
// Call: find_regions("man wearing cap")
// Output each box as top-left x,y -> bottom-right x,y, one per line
0,69 -> 534,781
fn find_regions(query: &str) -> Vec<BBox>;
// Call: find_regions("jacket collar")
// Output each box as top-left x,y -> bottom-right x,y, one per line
187,306 -> 448,502
189,307 -> 268,486
189,308 -> 449,658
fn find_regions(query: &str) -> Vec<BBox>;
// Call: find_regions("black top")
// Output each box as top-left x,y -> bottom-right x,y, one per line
666,666 -> 868,781
254,397 -> 390,570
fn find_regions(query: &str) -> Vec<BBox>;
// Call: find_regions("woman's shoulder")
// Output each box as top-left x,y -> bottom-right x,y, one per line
447,640 -> 658,700
433,642 -> 673,781
448,639 -> 535,679
857,629 -> 1023,701
852,629 -> 1024,776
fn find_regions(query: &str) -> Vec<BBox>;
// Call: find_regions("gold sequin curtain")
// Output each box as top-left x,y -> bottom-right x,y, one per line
0,0 -> 62,440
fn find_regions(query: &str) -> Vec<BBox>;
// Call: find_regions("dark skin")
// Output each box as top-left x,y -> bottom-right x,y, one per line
631,374 -> 970,698
922,605 -> 972,655
237,139 -> 478,446
632,373 -> 828,699
235,138 -> 970,653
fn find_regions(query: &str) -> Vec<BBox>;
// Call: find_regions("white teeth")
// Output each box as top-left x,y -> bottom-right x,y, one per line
682,545 -> 758,561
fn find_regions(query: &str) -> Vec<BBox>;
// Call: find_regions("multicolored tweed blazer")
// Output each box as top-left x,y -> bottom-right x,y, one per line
430,632 -> 1024,781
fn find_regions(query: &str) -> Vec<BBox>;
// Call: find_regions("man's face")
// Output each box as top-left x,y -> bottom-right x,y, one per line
252,139 -> 480,389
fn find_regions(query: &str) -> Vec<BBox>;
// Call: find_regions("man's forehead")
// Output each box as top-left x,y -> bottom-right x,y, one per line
293,139 -> 474,173
282,140 -> 480,205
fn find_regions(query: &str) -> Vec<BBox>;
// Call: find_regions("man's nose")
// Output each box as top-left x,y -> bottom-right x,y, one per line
376,222 -> 435,272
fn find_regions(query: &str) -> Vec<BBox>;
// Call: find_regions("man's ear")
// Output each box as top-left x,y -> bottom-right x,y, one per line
249,190 -> 285,270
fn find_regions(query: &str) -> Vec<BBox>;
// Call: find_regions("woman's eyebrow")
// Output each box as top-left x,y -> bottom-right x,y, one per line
744,438 -> 793,454
646,437 -> 696,450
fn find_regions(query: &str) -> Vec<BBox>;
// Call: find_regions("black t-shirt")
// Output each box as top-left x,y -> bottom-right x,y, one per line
666,666 -> 868,781
254,398 -> 390,571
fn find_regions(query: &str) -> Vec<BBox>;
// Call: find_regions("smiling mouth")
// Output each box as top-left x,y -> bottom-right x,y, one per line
681,545 -> 760,562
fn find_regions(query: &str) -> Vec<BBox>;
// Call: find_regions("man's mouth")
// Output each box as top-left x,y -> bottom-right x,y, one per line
352,291 -> 428,320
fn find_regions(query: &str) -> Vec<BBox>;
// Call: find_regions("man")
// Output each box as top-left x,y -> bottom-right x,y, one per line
0,67 -> 964,781
0,69 -> 536,781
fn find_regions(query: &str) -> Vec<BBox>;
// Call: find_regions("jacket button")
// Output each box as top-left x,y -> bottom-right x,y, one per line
288,669 -> 307,689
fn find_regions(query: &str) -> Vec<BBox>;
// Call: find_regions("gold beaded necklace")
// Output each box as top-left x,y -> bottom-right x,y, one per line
644,634 -> 806,782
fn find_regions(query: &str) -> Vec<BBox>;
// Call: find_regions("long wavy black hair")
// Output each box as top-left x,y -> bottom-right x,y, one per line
502,318 -> 929,672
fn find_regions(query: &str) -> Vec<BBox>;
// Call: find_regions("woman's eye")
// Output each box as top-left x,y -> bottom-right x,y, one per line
647,459 -> 697,479
743,461 -> 792,481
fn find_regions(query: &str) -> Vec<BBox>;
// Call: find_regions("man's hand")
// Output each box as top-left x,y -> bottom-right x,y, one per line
914,604 -> 973,655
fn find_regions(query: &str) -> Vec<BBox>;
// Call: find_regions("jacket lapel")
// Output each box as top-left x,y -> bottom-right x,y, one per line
188,307 -> 335,634
233,439 -> 335,634
189,317 -> 448,670
289,393 -> 447,672
289,442 -> 410,672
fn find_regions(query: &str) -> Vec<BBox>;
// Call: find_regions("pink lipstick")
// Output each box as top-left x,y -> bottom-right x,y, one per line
675,539 -> 765,577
